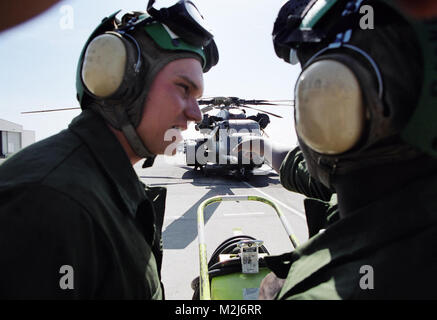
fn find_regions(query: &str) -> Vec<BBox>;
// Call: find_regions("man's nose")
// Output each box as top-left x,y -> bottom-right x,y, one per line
185,99 -> 202,122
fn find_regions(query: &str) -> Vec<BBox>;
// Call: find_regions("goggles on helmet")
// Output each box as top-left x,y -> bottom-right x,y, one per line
147,0 -> 213,47
272,0 -> 363,64
113,0 -> 218,72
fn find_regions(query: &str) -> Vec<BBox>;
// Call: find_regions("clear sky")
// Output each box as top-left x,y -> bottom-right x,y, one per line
0,0 -> 301,147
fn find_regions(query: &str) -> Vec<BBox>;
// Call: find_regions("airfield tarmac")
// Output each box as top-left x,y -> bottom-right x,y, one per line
135,154 -> 308,300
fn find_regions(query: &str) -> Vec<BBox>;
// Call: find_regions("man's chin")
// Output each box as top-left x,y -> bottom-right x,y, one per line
160,128 -> 183,156
164,148 -> 177,156
161,141 -> 182,157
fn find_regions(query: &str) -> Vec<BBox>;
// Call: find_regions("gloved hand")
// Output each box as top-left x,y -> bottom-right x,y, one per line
258,272 -> 286,300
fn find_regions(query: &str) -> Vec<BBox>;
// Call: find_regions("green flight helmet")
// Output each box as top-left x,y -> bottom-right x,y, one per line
273,0 -> 437,159
76,7 -> 218,160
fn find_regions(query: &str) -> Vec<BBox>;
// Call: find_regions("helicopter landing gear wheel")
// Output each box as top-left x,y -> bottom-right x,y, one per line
202,165 -> 209,177
239,167 -> 246,177
236,167 -> 247,180
237,166 -> 253,180
243,170 -> 253,180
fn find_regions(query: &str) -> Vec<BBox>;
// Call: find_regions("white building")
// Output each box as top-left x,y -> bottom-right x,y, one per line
0,119 -> 35,158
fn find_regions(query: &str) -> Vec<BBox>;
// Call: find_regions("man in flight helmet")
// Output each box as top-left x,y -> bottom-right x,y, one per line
253,0 -> 437,299
0,0 -> 218,299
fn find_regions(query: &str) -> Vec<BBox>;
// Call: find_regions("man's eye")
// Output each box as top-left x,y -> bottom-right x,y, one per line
177,83 -> 189,95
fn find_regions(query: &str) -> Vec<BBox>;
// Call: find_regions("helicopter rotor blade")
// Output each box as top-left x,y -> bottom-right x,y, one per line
240,99 -> 270,105
242,105 -> 284,118
198,99 -> 214,105
198,97 -> 231,106
242,99 -> 294,106
200,105 -> 215,113
198,97 -> 294,107
262,100 -> 294,103
21,107 -> 81,114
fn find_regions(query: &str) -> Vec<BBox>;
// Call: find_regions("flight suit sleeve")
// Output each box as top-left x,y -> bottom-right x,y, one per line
279,146 -> 333,201
0,185 -> 106,299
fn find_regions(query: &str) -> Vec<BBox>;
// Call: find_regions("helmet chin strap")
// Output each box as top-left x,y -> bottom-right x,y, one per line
122,123 -> 156,168
120,123 -> 155,158
113,104 -> 156,166
89,101 -> 157,167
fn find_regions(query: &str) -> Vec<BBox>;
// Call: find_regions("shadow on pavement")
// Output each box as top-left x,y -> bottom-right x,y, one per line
162,167 -> 279,249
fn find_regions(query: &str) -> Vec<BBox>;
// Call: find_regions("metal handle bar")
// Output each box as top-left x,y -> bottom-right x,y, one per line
197,195 -> 299,300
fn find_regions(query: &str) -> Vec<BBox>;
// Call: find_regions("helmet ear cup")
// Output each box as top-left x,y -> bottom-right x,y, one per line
82,33 -> 127,98
81,31 -> 141,100
295,59 -> 366,155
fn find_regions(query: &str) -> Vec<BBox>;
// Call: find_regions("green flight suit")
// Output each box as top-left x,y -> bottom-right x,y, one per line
0,110 -> 165,299
267,147 -> 437,299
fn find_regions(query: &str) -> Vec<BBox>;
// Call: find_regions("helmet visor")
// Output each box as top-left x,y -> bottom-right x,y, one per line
147,0 -> 213,47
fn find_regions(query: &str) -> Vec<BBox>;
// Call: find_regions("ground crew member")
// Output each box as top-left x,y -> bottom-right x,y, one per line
0,0 -> 218,299
246,0 -> 437,299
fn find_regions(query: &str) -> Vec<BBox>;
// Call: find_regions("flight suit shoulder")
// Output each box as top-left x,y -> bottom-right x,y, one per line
0,129 -> 83,188
0,184 -> 107,299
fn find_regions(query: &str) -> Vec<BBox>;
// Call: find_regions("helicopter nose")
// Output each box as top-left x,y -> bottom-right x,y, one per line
186,99 -> 202,122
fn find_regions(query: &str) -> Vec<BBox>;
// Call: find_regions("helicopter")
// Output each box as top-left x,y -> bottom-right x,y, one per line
184,97 -> 292,178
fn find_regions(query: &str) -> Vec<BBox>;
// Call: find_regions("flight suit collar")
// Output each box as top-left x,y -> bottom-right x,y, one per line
68,110 -> 146,218
274,171 -> 437,299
